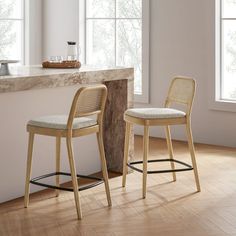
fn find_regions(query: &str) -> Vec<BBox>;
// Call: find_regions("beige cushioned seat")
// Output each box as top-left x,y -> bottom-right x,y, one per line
122,78 -> 201,199
125,108 -> 186,119
28,115 -> 97,130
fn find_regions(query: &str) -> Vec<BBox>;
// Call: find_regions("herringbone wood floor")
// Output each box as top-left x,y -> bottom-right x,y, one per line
1,136 -> 236,236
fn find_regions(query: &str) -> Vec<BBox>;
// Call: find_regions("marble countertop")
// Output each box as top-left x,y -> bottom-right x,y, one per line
0,65 -> 134,93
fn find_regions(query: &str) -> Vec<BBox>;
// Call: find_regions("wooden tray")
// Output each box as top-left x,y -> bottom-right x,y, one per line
42,60 -> 81,69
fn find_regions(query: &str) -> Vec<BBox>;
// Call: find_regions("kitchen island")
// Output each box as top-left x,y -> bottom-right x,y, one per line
0,65 -> 133,203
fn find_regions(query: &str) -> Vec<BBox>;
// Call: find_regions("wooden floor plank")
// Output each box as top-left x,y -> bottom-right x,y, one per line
0,136 -> 236,236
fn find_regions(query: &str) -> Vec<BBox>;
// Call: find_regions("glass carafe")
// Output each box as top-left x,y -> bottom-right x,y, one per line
67,41 -> 78,61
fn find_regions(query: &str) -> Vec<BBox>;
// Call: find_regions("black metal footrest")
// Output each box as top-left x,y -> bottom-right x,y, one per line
30,172 -> 104,192
127,159 -> 193,174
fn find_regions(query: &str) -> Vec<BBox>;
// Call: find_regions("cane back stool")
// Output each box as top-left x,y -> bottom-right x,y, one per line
122,77 -> 201,198
24,84 -> 111,219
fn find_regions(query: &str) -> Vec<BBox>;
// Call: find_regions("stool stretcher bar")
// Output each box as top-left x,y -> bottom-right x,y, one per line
127,159 -> 193,174
30,172 -> 104,192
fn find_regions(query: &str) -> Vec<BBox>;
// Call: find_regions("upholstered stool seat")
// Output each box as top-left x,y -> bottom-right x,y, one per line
24,85 -> 111,220
125,108 -> 186,119
122,77 -> 201,199
28,115 -> 97,130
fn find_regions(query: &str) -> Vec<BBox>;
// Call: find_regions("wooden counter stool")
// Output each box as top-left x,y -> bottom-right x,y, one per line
24,84 -> 111,220
122,77 -> 201,198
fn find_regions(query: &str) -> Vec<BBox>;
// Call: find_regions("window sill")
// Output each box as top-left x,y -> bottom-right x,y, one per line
209,99 -> 236,113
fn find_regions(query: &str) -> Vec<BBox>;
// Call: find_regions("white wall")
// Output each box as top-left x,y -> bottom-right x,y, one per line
40,0 -> 236,148
134,0 -> 236,147
42,0 -> 78,61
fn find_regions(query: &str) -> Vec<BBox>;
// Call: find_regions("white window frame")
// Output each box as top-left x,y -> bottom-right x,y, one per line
78,0 -> 150,103
210,0 -> 236,112
0,0 -> 25,64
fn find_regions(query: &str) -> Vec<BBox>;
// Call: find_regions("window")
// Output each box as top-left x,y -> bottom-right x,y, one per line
219,0 -> 236,101
79,0 -> 149,102
0,0 -> 24,62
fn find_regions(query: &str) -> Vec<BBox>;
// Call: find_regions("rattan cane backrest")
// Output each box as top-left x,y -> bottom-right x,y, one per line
165,77 -> 196,115
67,85 -> 107,129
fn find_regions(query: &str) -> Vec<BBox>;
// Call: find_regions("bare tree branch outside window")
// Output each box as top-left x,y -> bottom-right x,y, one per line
86,0 -> 142,93
0,0 -> 22,60
221,0 -> 236,99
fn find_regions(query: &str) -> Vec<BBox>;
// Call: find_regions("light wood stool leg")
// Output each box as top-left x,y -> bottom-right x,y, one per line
165,126 -> 177,181
122,122 -> 131,187
143,125 -> 149,199
186,121 -> 201,192
24,132 -> 35,208
97,131 -> 112,207
55,137 -> 61,197
66,137 -> 82,220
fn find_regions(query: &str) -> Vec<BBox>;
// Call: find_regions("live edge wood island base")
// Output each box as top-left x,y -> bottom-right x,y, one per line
0,65 -> 134,203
